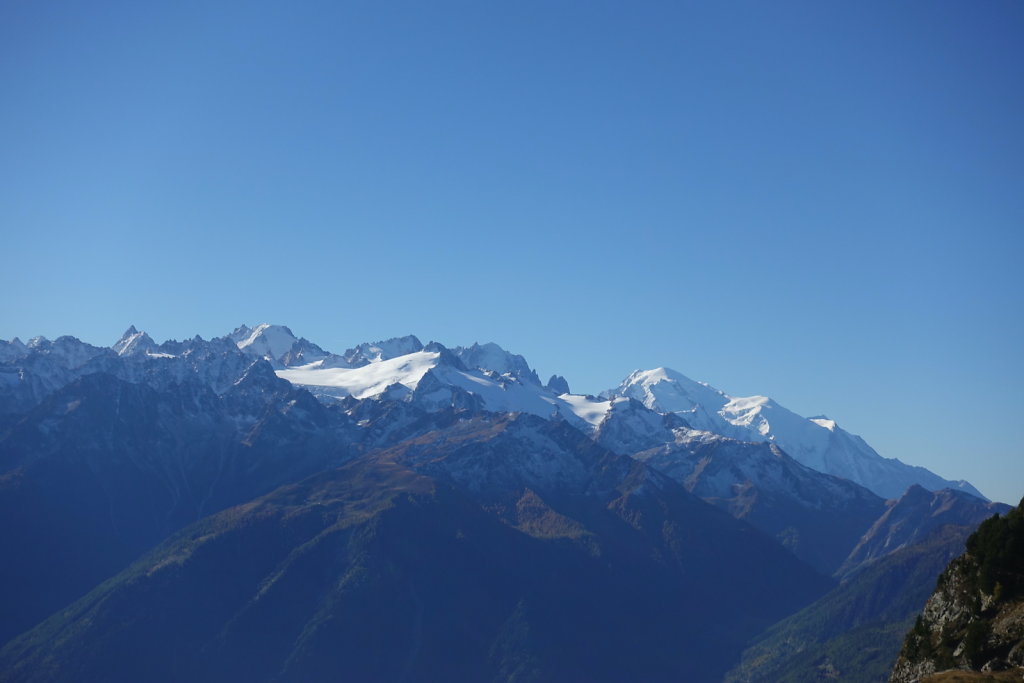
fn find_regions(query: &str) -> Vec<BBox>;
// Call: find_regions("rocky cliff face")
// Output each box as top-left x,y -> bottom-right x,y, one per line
890,496 -> 1024,682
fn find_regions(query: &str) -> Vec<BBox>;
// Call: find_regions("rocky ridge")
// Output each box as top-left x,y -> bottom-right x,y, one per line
891,496 -> 1024,682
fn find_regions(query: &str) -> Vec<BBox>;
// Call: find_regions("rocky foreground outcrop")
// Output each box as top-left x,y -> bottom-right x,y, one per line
891,496 -> 1024,682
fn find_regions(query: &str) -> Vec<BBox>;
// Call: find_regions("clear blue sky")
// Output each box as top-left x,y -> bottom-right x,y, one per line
2,1 -> 1022,503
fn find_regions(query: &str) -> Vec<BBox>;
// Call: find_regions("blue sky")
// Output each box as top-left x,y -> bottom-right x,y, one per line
2,1 -> 1022,503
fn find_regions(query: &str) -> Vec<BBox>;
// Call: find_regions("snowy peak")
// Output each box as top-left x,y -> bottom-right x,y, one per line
453,342 -> 541,385
341,335 -> 424,367
113,326 -> 157,357
809,416 -> 837,431
613,365 -> 852,455
614,367 -> 729,416
232,323 -> 328,368
236,323 -> 299,359
611,367 -> 745,440
21,335 -> 111,369
609,365 -> 987,501
228,324 -> 252,343
274,344 -> 619,433
594,396 -> 686,454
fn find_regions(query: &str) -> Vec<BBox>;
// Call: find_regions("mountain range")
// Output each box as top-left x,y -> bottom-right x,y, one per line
0,323 -> 1009,682
217,323 -> 981,501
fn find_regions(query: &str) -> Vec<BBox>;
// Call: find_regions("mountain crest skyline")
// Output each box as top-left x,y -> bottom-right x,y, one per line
0,322 -> 992,502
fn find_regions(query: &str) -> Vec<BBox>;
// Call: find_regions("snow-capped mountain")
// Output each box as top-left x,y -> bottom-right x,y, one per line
269,334 -> 686,455
0,336 -> 113,414
112,326 -> 157,356
237,324 -> 987,501
452,342 -> 542,385
1,321 -> 1009,683
341,334 -> 424,366
275,344 -> 613,431
258,327 -> 986,502
231,323 -> 331,368
254,330 -> 658,445
0,324 -> 988,505
231,325 -> 430,371
0,327 -> 298,418
608,367 -> 984,500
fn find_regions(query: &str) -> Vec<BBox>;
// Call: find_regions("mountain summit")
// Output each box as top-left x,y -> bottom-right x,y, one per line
222,324 -> 985,501
608,366 -> 984,500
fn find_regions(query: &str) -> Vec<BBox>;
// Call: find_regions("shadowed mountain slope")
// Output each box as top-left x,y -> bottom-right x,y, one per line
634,434 -> 886,575
727,524 -> 981,683
0,369 -> 357,646
0,415 -> 833,683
